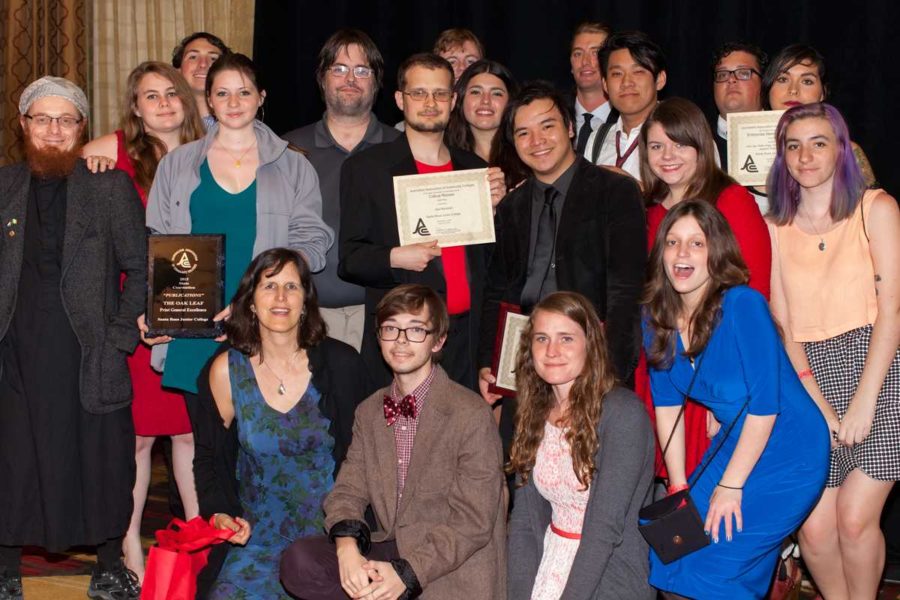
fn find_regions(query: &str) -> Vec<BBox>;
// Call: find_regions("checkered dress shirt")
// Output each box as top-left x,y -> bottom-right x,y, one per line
388,366 -> 436,505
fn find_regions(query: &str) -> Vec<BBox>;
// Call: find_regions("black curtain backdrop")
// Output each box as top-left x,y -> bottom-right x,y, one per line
254,0 -> 898,196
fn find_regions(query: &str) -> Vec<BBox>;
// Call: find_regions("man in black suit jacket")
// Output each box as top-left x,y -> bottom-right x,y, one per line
339,53 -> 506,390
478,82 -> 646,412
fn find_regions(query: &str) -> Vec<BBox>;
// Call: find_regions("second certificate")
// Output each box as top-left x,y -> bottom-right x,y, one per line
393,167 -> 496,247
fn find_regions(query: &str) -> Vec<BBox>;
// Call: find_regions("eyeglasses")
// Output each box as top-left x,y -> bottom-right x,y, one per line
328,64 -> 374,79
402,89 -> 453,102
376,325 -> 433,343
714,68 -> 761,83
24,114 -> 83,129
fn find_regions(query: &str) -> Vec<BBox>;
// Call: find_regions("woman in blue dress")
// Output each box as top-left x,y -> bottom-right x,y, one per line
642,200 -> 830,599
193,248 -> 370,599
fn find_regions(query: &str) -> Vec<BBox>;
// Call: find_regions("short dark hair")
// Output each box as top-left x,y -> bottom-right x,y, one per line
433,28 -> 484,57
570,21 -> 612,51
375,284 -> 449,342
502,80 -> 574,146
172,32 -> 230,68
599,30 -> 667,79
711,41 -> 767,74
226,248 -> 327,356
205,53 -> 263,98
397,53 -> 455,90
315,28 -> 385,93
763,44 -> 828,109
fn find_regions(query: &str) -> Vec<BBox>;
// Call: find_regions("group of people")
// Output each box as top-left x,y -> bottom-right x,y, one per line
0,20 -> 895,600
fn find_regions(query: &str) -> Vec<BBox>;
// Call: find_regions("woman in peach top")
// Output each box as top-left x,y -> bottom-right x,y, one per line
767,102 -> 899,600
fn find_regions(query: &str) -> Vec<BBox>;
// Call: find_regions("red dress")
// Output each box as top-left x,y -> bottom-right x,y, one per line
115,130 -> 192,435
639,184 -> 771,474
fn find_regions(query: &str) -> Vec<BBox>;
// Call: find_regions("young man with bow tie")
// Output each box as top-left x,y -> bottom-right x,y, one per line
280,284 -> 507,600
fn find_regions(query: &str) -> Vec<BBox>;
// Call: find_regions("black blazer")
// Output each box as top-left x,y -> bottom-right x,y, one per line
0,161 -> 146,413
193,337 -> 373,598
338,134 -> 489,387
478,158 -> 646,382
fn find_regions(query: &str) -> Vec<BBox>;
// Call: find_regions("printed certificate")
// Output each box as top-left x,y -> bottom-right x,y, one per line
394,168 -> 495,247
727,110 -> 785,186
489,303 -> 530,395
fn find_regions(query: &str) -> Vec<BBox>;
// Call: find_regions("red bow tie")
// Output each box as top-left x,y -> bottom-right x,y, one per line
383,394 -> 417,426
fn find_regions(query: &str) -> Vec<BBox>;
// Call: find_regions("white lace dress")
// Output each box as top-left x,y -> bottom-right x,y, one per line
529,421 -> 591,600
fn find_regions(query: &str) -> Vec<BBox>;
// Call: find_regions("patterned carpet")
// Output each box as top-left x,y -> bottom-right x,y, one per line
18,451 -> 900,599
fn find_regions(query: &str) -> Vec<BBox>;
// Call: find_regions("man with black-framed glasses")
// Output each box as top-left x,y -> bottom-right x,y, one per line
711,41 -> 769,213
338,53 -> 506,391
284,29 -> 399,352
711,42 -> 767,171
280,283 -> 507,600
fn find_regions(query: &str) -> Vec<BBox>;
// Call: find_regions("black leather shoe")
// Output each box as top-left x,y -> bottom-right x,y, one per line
0,571 -> 23,600
87,562 -> 140,600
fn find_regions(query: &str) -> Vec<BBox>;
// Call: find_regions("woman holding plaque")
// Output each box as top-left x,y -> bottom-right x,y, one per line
447,60 -> 527,189
82,61 -> 204,581
643,200 -> 828,599
506,291 -> 655,600
763,44 -> 877,187
637,97 -> 771,477
144,53 -> 333,416
767,103 -> 900,599
195,248 -> 368,598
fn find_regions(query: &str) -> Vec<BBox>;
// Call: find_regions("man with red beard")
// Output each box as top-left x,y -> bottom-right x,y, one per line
0,76 -> 146,599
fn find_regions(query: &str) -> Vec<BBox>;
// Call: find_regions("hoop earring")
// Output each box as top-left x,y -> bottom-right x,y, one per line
257,105 -> 265,123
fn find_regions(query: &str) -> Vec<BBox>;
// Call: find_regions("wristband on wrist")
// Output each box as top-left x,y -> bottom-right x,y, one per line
717,482 -> 743,490
797,369 -> 814,379
667,483 -> 689,495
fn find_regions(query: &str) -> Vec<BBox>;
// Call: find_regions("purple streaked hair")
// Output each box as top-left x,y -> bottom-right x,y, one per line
767,103 -> 866,225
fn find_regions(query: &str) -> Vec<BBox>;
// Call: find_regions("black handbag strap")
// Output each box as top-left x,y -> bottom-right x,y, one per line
688,395 -> 750,487
653,347 -> 751,489
655,350 -> 706,479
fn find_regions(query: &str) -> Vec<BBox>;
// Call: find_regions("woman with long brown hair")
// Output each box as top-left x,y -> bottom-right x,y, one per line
506,291 -> 655,600
637,97 -> 772,483
81,61 -> 204,581
643,200 -> 828,598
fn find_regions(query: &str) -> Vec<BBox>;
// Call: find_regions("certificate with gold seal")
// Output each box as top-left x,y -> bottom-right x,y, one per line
393,167 -> 495,247
727,110 -> 785,186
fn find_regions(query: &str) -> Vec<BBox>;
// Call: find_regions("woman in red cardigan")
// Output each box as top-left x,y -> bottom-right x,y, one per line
637,97 -> 771,475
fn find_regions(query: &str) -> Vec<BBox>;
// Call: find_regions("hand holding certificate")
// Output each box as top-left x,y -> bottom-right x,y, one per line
393,167 -> 496,247
727,110 -> 785,186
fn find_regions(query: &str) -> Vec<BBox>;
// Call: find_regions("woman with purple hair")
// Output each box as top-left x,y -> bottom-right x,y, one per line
767,102 -> 899,599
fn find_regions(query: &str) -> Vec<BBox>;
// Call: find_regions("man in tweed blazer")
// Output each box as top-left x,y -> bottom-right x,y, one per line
280,284 -> 507,600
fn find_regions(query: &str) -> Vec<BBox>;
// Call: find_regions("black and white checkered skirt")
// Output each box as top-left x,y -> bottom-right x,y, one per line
804,324 -> 900,487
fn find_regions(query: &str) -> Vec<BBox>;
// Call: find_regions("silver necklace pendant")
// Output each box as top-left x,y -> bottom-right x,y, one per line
818,239 -> 826,252
277,382 -> 287,395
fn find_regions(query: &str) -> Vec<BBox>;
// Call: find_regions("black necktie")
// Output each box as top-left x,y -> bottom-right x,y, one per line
575,113 -> 593,155
522,187 -> 558,308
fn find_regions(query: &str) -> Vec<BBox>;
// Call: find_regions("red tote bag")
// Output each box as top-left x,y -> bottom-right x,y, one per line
141,517 -> 235,600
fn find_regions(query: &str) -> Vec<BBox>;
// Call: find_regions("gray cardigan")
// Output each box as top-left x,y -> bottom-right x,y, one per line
146,119 -> 333,271
0,161 -> 146,413
507,388 -> 656,600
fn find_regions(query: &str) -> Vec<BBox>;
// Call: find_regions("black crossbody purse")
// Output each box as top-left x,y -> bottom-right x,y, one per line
638,353 -> 750,564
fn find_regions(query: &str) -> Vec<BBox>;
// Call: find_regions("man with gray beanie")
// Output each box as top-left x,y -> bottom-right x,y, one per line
0,76 -> 146,599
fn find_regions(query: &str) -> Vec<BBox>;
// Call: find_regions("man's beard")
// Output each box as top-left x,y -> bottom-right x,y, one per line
406,114 -> 449,134
325,84 -> 374,118
23,135 -> 82,178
